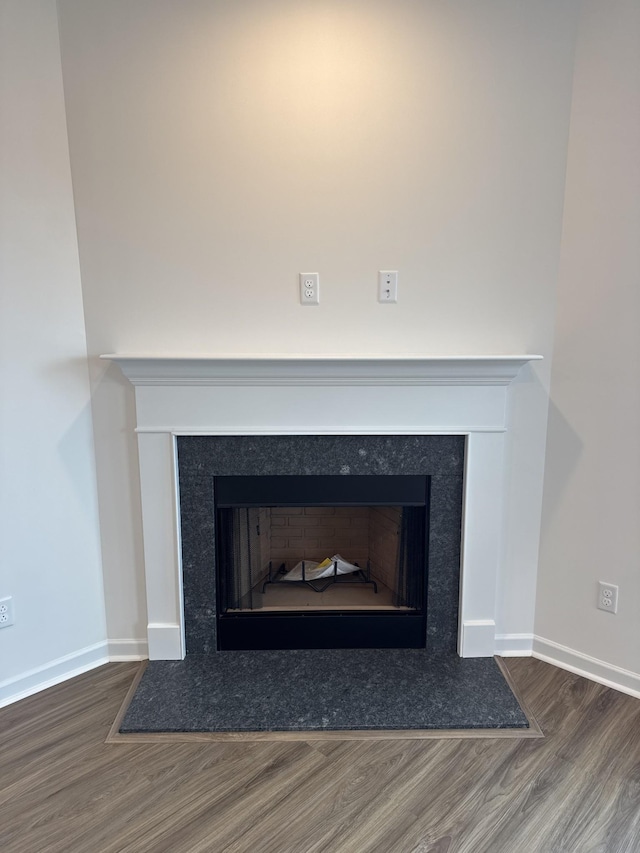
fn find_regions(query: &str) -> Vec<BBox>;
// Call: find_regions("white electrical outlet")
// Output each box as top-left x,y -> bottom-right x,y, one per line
597,581 -> 618,614
378,270 -> 398,303
299,272 -> 319,305
0,596 -> 14,628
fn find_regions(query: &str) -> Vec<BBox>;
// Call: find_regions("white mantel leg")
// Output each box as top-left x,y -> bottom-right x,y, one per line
137,432 -> 184,659
458,431 -> 505,656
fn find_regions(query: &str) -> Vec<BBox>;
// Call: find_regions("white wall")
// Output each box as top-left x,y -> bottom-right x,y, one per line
536,0 -> 640,691
56,0 -> 580,647
0,0 -> 107,703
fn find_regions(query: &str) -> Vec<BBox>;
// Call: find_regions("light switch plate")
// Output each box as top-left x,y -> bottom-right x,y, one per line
378,270 -> 398,302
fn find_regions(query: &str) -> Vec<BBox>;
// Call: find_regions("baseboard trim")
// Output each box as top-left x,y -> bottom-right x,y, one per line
0,642 -> 109,708
533,636 -> 640,699
147,623 -> 183,660
495,633 -> 534,656
4,634 -> 636,708
108,638 -> 149,661
459,619 -> 496,657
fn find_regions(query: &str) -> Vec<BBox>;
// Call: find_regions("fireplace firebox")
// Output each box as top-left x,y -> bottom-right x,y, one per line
215,474 -> 429,650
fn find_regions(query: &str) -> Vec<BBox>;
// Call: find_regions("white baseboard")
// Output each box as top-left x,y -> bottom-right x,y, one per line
494,633 -> 534,656
147,623 -> 183,660
4,633 -> 636,709
459,619 -> 496,657
0,642 -> 109,708
108,638 -> 149,661
533,636 -> 640,700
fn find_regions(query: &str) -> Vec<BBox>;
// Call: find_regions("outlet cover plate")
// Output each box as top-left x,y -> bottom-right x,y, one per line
0,596 -> 14,628
299,273 -> 319,305
597,581 -> 618,614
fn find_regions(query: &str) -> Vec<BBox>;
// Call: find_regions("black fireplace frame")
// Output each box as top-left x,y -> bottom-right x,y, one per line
177,435 -> 465,655
214,474 -> 430,651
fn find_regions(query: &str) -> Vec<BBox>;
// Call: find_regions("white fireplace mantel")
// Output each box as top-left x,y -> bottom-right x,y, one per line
104,353 -> 541,660
102,353 -> 540,387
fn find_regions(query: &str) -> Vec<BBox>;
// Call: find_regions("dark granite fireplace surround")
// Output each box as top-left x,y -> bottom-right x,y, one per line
177,434 -> 465,655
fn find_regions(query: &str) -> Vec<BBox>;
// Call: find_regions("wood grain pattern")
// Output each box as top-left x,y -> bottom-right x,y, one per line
2,658 -> 639,852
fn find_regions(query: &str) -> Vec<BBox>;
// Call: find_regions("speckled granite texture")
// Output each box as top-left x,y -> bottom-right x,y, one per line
177,435 -> 464,655
120,650 -> 529,732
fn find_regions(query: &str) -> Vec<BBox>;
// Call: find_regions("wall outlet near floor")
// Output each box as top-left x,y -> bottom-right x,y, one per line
597,582 -> 618,614
0,596 -> 14,628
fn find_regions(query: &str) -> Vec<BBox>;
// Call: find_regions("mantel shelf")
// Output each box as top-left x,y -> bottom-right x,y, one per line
101,354 -> 542,387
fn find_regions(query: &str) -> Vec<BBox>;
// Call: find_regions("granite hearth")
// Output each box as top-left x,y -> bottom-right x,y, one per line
119,650 -> 531,733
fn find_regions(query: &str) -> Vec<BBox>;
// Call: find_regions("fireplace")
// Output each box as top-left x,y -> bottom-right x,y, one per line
104,354 -> 541,660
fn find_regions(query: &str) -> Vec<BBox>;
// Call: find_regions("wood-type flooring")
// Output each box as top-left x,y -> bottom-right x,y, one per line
2,658 -> 639,852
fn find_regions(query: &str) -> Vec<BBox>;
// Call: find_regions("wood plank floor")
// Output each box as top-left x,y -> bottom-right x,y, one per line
2,658 -> 639,852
